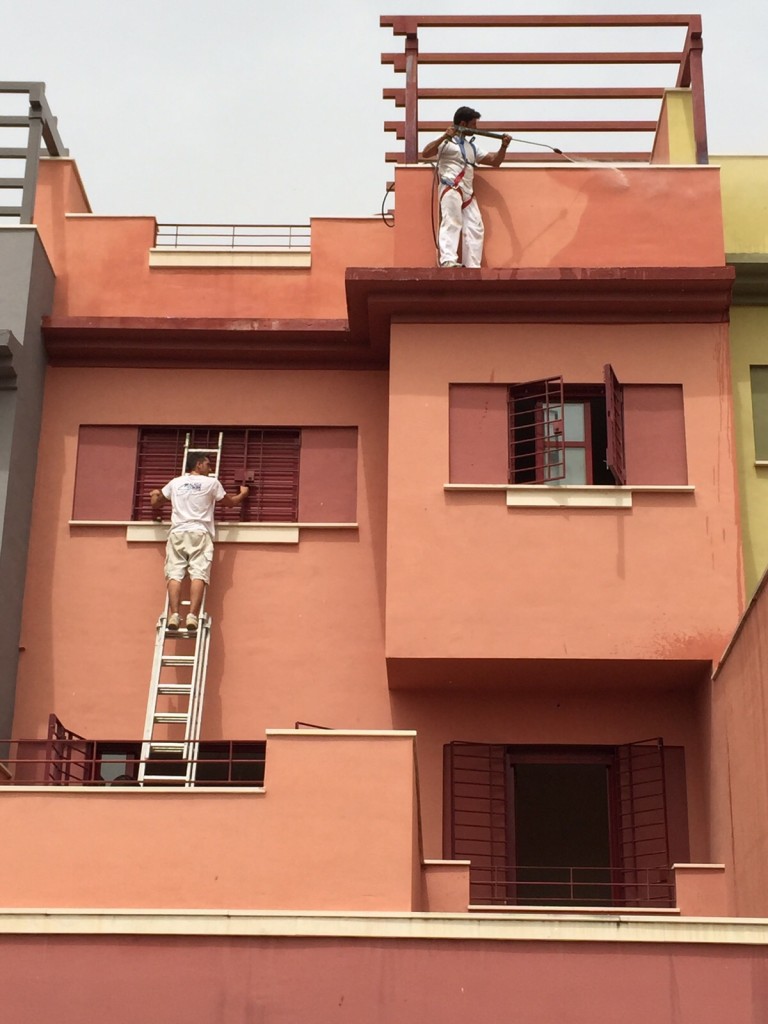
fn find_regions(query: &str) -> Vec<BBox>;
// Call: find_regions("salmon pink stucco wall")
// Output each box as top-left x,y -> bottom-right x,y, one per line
393,681 -> 710,863
3,932 -> 768,1024
385,321 -> 742,664
13,367 -> 392,740
709,576 -> 768,916
33,161 -> 394,320
0,732 -> 419,911
392,164 -> 725,269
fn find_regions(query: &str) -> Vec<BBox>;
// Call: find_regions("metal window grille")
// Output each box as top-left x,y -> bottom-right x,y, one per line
508,377 -> 566,483
444,742 -> 509,904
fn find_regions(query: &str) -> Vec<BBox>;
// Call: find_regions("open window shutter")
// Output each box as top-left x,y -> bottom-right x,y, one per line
508,377 -> 566,483
604,363 -> 626,485
615,738 -> 673,907
444,742 -> 508,904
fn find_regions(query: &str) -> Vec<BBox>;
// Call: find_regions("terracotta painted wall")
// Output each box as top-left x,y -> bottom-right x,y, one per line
34,161 -> 394,320
3,933 -> 768,1024
13,367 -> 391,740
392,682 -> 709,863
385,321 -> 742,663
392,163 -> 724,269
0,732 -> 419,911
709,578 -> 768,916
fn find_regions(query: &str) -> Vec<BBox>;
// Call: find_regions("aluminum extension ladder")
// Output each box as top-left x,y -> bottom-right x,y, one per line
137,430 -> 223,786
138,595 -> 212,786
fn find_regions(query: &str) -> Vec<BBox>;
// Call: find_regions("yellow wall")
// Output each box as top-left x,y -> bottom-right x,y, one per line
720,156 -> 768,597
718,156 -> 768,254
729,308 -> 768,596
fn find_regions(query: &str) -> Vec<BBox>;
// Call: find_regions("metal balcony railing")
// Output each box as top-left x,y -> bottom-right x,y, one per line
0,717 -> 265,788
470,863 -> 675,909
154,223 -> 311,250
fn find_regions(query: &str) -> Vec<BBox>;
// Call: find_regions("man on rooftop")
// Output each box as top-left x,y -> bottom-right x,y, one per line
422,106 -> 511,269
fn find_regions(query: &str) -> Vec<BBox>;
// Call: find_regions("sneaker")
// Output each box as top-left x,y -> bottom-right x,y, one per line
167,613 -> 180,631
185,614 -> 199,632
440,261 -> 463,268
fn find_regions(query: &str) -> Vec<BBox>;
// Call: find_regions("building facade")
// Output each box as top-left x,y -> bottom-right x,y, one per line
3,16 -> 768,1023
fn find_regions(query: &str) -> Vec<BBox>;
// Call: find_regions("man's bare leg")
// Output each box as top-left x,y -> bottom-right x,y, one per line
189,578 -> 206,618
167,578 -> 182,616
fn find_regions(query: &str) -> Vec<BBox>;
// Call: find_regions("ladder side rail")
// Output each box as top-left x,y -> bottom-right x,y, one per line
138,597 -> 173,783
186,616 -> 212,786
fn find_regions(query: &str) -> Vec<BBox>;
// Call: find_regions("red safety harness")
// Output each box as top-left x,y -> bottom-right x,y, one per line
439,136 -> 478,208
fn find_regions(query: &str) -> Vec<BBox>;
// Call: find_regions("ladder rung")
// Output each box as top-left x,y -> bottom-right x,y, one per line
149,742 -> 187,754
161,654 -> 195,666
158,683 -> 193,695
154,712 -> 191,724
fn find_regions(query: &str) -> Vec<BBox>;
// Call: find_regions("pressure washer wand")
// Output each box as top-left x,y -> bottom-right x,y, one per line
453,125 -> 565,157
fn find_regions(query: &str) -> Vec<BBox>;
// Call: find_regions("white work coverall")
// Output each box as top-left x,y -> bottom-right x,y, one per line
436,135 -> 488,268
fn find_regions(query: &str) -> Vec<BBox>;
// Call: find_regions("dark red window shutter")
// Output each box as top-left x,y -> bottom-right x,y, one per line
508,377 -> 566,483
133,428 -> 187,521
132,427 -> 301,523
604,363 -> 626,485
238,428 -> 301,523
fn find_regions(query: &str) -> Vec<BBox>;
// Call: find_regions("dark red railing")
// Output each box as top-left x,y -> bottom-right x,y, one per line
154,223 -> 311,250
470,863 -> 675,908
381,14 -> 708,164
1,719 -> 265,787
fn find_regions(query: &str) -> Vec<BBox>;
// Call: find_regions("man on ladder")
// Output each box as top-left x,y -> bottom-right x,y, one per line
150,451 -> 249,631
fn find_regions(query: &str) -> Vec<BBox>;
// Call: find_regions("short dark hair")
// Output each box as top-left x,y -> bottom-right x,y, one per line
454,106 -> 481,125
186,451 -> 209,472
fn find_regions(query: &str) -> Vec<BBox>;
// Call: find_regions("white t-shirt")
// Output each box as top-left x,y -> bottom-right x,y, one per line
162,474 -> 226,537
437,135 -> 489,193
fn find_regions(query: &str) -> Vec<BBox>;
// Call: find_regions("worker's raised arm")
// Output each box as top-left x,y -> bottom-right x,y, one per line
478,135 -> 512,167
218,485 -> 249,508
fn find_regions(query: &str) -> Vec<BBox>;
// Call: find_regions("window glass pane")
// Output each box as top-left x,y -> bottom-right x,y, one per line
563,403 -> 585,442
547,447 -> 587,485
751,367 -> 768,461
545,405 -> 563,442
564,448 -> 587,484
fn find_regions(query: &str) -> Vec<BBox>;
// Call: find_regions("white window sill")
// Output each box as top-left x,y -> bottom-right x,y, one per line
69,522 -> 358,544
444,484 -> 695,509
755,461 -> 768,468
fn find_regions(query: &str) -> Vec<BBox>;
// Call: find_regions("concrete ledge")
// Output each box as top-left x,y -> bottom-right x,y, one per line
1,908 -> 767,944
444,483 -> 695,509
148,248 -> 311,269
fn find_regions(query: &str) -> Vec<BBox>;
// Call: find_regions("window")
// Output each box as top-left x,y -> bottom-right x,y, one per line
750,366 -> 768,461
444,740 -> 687,908
450,369 -> 687,487
508,374 -> 620,486
133,426 -> 301,523
71,424 -> 359,524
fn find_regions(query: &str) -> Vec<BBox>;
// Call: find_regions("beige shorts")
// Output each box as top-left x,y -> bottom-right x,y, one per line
164,530 -> 214,584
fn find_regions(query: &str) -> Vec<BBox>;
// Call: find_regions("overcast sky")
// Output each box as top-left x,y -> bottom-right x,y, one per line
1,0 -> 765,225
